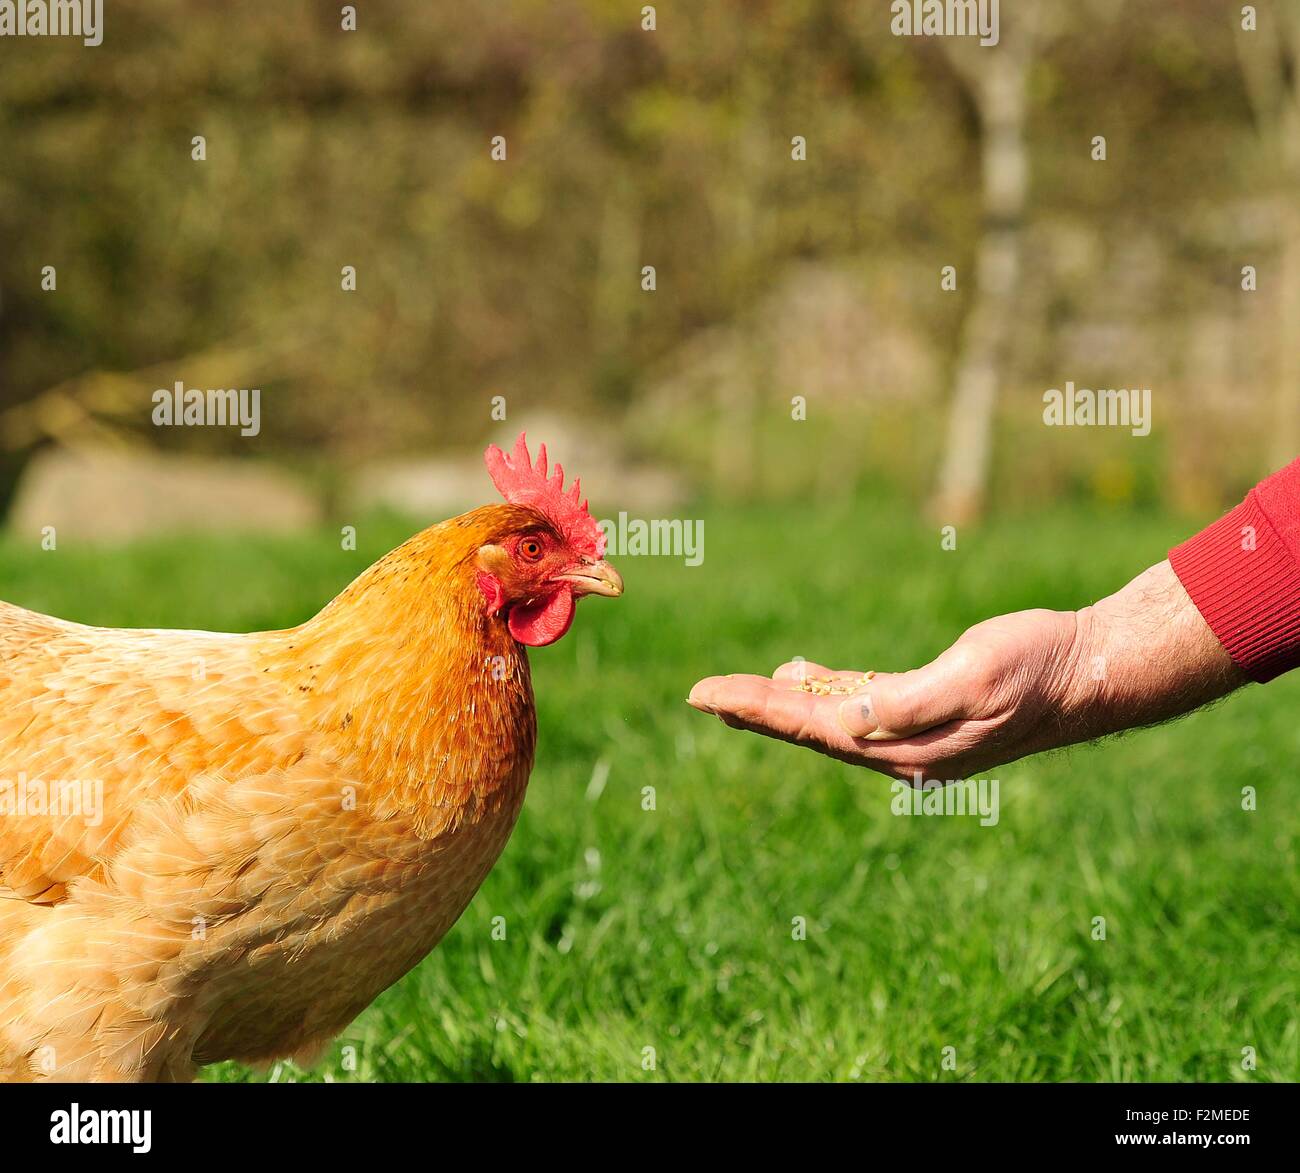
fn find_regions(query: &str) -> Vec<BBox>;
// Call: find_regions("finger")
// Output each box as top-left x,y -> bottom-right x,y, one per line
689,675 -> 850,749
771,660 -> 861,683
689,673 -> 994,779
688,674 -> 770,713
836,662 -> 977,739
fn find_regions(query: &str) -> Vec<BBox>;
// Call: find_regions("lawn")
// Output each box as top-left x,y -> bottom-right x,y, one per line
3,498 -> 1296,1082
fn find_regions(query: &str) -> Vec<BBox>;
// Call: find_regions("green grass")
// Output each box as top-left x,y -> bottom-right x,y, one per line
2,499 -> 1297,1083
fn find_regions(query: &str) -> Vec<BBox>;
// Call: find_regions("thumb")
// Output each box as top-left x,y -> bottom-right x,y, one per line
837,661 -> 976,740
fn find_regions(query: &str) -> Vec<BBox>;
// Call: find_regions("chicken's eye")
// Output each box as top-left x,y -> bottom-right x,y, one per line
519,537 -> 544,562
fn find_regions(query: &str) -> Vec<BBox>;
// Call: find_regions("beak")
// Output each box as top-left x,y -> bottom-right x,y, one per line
556,559 -> 624,599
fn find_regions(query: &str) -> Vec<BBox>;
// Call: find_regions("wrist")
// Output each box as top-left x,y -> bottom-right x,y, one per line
1063,561 -> 1244,740
1057,603 -> 1114,740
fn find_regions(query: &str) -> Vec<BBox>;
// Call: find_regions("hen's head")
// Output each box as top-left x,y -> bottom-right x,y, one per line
475,433 -> 622,647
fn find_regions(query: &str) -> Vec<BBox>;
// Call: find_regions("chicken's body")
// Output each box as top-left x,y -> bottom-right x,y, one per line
0,501 -> 570,1081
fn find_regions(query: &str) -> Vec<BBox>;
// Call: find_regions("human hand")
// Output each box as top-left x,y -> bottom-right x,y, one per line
687,561 -> 1243,780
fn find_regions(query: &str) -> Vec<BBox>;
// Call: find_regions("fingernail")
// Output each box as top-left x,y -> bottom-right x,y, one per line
686,696 -> 717,714
838,693 -> 877,738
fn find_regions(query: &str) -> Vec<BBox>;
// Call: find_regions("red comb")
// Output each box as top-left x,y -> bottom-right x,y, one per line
484,432 -> 606,557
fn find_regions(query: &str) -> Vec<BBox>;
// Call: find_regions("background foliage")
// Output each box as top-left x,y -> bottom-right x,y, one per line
1,0 -> 1294,514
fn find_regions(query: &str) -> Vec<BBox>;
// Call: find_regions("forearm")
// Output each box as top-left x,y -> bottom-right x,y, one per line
1072,456 -> 1300,736
1066,560 -> 1246,742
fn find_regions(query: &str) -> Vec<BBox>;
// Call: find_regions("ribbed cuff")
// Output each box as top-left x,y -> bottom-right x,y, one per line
1169,491 -> 1300,683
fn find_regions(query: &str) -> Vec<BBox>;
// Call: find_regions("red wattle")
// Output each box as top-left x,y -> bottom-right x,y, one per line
507,587 -> 576,647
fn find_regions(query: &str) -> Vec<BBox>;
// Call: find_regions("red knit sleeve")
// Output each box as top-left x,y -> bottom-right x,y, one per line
1169,458 -> 1300,683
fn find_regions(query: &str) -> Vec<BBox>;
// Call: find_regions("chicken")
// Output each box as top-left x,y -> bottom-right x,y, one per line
0,433 -> 621,1081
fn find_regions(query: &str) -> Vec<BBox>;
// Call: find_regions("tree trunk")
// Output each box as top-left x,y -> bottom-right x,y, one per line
929,38 -> 1032,526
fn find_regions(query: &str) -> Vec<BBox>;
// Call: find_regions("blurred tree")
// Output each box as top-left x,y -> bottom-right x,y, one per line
929,14 -> 1038,525
1235,0 -> 1300,471
0,0 -> 1285,517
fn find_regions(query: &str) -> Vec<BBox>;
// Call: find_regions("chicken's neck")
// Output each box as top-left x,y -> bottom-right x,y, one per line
262,519 -> 537,836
